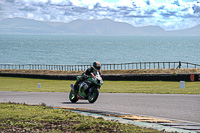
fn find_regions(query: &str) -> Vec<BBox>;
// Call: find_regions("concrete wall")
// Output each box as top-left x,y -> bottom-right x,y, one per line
0,73 -> 200,81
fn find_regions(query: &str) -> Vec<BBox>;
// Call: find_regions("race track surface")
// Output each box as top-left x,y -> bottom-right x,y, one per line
0,91 -> 199,124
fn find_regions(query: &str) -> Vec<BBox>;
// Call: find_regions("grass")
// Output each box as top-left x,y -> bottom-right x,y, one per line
0,103 -> 160,133
0,77 -> 200,94
0,77 -> 69,92
102,81 -> 200,94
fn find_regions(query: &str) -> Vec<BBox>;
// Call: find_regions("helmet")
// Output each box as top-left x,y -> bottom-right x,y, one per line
93,62 -> 101,70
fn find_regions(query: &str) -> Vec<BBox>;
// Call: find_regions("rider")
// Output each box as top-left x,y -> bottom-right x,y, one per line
73,62 -> 101,92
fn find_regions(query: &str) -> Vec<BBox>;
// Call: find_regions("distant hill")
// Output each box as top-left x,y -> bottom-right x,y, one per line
0,17 -> 71,34
168,25 -> 200,36
0,17 -> 199,36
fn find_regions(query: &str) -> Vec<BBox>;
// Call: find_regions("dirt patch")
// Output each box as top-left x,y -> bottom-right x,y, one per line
102,68 -> 200,75
0,68 -> 200,75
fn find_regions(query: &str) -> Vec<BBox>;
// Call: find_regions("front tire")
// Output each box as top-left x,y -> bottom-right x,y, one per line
69,90 -> 78,103
88,88 -> 99,103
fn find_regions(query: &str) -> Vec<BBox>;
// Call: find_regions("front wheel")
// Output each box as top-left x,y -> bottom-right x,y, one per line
69,90 -> 78,103
88,88 -> 99,103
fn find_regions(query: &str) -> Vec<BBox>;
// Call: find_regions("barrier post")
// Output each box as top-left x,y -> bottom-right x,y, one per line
180,81 -> 185,89
38,83 -> 41,88
190,74 -> 195,82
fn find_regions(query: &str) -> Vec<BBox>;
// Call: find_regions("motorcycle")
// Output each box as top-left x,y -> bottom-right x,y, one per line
69,71 -> 103,103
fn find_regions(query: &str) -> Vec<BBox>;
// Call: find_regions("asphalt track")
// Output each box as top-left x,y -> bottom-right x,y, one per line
0,91 -> 199,124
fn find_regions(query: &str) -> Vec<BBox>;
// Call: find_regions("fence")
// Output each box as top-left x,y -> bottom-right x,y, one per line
0,62 -> 200,71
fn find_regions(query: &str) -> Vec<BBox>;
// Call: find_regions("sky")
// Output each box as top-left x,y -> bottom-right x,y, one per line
0,0 -> 200,30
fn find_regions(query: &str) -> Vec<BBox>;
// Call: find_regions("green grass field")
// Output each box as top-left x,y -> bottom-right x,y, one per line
0,77 -> 199,94
0,77 -> 199,132
0,103 -> 159,132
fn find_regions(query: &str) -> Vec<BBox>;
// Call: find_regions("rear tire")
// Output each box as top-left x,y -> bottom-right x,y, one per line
69,90 -> 78,103
88,88 -> 99,103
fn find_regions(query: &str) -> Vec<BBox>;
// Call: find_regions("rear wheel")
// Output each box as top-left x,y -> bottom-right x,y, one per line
69,90 -> 78,103
88,88 -> 99,103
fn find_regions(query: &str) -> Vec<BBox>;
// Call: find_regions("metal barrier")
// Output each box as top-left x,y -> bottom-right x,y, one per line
0,62 -> 200,71
102,61 -> 200,70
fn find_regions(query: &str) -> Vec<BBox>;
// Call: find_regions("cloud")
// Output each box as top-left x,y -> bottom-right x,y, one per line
171,0 -> 181,6
5,0 -> 15,3
0,0 -> 200,30
19,6 -> 38,12
193,3 -> 200,13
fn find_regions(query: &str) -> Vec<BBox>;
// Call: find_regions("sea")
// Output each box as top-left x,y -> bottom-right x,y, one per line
0,35 -> 200,65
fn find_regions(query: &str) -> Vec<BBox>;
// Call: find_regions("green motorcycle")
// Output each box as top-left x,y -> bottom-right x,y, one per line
69,71 -> 103,103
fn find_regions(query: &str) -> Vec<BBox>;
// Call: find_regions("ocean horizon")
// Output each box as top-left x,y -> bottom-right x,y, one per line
0,35 -> 200,65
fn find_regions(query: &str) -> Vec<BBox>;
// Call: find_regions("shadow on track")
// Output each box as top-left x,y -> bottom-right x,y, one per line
61,102 -> 90,104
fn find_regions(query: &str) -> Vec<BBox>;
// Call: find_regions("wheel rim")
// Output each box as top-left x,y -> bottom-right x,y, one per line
70,91 -> 76,100
88,91 -> 96,102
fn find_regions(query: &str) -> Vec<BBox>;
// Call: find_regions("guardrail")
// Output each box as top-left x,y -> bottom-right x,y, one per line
102,62 -> 200,70
0,62 -> 200,71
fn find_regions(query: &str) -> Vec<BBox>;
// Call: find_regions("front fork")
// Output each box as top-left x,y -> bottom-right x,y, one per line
89,86 -> 95,93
